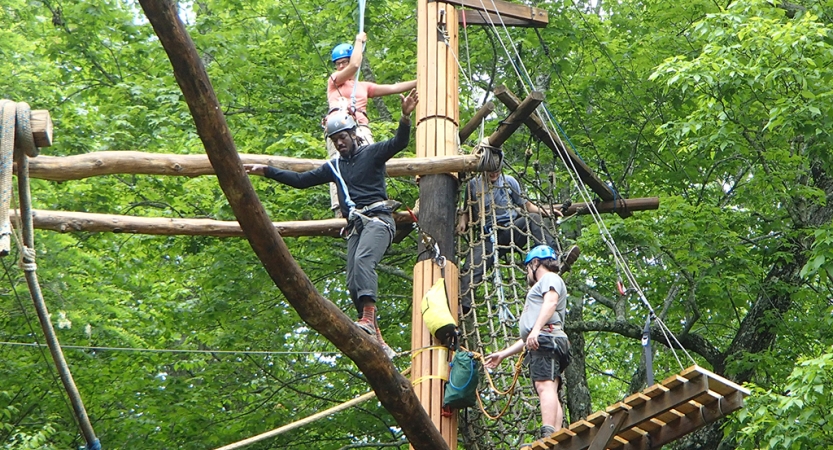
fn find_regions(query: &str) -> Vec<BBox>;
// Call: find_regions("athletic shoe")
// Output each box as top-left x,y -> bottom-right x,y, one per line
561,245 -> 581,273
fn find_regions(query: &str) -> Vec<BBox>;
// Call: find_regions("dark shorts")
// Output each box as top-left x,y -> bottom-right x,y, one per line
525,335 -> 571,384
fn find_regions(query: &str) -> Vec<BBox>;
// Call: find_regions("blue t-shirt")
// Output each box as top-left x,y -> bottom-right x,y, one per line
466,174 -> 526,226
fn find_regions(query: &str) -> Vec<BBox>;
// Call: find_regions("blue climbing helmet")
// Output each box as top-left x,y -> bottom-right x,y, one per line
325,112 -> 357,138
331,43 -> 353,63
524,245 -> 558,265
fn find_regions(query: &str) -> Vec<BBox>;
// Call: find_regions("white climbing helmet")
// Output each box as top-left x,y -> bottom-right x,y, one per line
325,112 -> 357,138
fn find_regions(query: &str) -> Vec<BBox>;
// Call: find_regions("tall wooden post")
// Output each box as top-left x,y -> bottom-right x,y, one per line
412,0 -> 460,448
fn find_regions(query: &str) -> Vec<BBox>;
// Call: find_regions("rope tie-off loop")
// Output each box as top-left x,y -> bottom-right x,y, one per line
473,137 -> 503,173
467,347 -> 526,421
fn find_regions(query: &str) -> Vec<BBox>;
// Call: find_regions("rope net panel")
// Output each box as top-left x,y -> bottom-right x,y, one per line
456,157 -> 568,449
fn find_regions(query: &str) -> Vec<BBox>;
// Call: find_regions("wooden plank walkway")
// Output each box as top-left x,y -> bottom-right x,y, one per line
525,366 -> 749,450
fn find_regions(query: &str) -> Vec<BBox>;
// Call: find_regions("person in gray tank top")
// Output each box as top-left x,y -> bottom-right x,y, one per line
485,245 -> 572,445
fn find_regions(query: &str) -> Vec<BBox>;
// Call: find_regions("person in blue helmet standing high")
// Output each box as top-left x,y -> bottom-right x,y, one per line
245,89 -> 419,359
325,32 -> 417,217
485,245 -> 572,446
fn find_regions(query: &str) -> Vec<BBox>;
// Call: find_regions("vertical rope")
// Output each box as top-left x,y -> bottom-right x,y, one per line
2,100 -> 101,449
350,0 -> 367,111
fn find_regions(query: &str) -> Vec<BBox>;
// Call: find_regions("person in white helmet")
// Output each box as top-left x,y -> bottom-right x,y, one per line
245,90 -> 419,358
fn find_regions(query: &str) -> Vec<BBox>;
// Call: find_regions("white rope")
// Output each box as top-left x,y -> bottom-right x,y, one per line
350,0 -> 367,112
462,13 -> 475,108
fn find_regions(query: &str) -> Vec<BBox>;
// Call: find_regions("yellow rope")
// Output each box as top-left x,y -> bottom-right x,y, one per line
412,374 -> 448,386
462,346 -> 527,421
410,345 -> 447,360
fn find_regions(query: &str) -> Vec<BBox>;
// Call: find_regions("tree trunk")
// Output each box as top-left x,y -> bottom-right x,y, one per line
137,2 -> 448,448
565,292 -> 591,422
678,157 -> 833,449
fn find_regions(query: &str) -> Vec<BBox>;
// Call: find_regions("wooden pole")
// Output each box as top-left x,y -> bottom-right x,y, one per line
412,260 -> 459,447
414,0 -> 459,448
458,101 -> 494,143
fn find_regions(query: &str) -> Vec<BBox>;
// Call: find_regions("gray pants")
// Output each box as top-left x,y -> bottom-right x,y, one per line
346,212 -> 395,315
460,213 -> 556,310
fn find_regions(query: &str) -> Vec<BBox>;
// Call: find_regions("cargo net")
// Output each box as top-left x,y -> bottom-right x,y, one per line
455,159 -> 568,449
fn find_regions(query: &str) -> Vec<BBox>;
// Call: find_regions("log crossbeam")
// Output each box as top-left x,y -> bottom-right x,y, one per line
488,91 -> 544,148
492,85 -> 632,218
441,0 -> 548,26
459,101 -> 495,143
21,152 -> 483,181
13,198 -> 657,238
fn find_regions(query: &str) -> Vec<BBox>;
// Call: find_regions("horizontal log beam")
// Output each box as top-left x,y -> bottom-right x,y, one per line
564,197 -> 659,217
493,85 -> 632,218
11,198 -> 656,238
21,152 -> 482,181
443,0 -> 548,25
459,10 -> 547,28
14,209 -> 416,238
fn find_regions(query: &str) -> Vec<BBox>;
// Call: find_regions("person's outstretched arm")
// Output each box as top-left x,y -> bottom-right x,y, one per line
244,163 -> 331,188
372,80 -> 417,97
484,339 -> 525,368
375,89 -> 420,161
331,32 -> 366,86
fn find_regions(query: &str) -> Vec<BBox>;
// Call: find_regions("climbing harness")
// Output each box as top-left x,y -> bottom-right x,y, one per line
327,156 -> 398,229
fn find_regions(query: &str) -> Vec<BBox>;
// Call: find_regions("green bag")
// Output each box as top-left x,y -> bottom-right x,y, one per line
443,351 -> 480,409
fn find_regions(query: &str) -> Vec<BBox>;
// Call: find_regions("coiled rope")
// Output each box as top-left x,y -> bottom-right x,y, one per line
470,348 -> 526,421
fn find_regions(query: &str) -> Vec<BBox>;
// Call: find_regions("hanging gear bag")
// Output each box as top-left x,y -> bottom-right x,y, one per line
420,278 -> 457,346
443,351 -> 480,409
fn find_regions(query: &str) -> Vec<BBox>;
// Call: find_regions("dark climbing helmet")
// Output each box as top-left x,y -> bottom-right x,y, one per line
325,112 -> 357,138
524,245 -> 558,265
331,43 -> 353,63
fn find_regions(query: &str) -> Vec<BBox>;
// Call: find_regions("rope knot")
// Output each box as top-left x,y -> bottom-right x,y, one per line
19,246 -> 36,272
474,137 -> 503,173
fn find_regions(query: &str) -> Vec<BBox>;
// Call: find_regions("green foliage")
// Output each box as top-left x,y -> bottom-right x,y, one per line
2,0 -> 833,448
730,347 -> 833,449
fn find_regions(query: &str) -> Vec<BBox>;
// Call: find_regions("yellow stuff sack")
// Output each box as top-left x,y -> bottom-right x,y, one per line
420,278 -> 457,345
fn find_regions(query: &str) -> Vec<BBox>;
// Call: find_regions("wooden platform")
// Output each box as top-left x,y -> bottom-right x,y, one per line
527,366 -> 750,450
